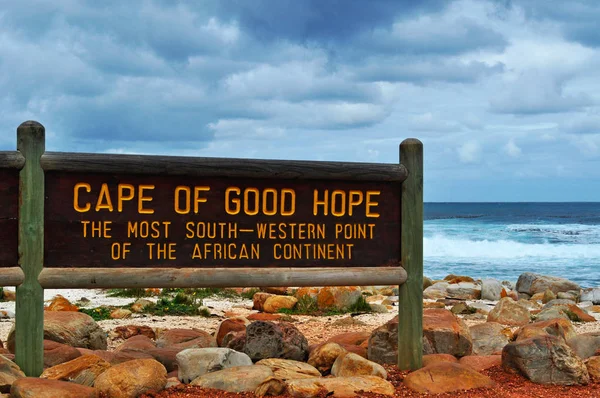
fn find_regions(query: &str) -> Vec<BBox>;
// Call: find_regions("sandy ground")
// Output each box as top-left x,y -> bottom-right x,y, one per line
0,288 -> 599,347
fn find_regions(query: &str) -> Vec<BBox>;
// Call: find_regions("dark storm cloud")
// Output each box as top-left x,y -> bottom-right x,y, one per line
215,0 -> 446,43
515,0 -> 600,47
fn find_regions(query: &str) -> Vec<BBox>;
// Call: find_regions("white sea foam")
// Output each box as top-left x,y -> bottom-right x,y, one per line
424,234 -> 600,259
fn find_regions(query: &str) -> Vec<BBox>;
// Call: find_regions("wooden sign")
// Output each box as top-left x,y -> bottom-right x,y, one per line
45,172 -> 400,268
0,169 -> 19,267
6,121 -> 423,376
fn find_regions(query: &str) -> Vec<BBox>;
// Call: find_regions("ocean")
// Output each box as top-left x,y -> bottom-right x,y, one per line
424,203 -> 600,288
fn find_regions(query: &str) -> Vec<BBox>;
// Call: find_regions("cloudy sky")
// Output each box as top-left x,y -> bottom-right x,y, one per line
1,0 -> 600,201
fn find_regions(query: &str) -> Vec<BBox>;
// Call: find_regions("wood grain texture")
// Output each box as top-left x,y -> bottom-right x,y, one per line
0,169 -> 18,267
38,267 -> 407,288
397,138 -> 424,371
0,151 -> 25,169
15,121 -> 45,377
41,152 -> 408,182
0,267 -> 24,286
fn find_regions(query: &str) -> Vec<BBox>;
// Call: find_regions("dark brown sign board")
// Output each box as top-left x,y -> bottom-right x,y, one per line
45,172 -> 400,268
0,169 -> 19,267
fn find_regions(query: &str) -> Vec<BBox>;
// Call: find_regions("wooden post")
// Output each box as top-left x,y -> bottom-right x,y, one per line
15,121 -> 45,376
398,138 -> 423,370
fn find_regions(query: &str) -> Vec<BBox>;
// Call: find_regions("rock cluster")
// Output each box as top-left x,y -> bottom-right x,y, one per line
1,272 -> 599,397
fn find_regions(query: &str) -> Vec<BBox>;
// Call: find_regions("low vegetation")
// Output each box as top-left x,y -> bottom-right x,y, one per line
278,294 -> 373,316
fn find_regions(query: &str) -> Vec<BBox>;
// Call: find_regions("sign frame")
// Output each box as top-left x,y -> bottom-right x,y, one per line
0,121 -> 423,376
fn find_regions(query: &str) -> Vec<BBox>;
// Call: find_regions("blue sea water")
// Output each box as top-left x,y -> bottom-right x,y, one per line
424,203 -> 600,288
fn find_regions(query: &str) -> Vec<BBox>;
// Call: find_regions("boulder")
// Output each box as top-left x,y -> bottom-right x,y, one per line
307,342 -> 347,374
263,295 -> 298,313
260,287 -> 288,295
423,309 -> 472,357
567,334 -> 600,359
369,303 -> 389,313
40,355 -> 111,386
278,322 -> 310,362
190,365 -> 273,393
285,375 -> 395,397
502,335 -> 589,385
516,272 -> 580,295
487,297 -> 531,326
76,349 -> 153,365
446,282 -> 481,300
316,286 -> 362,310
557,291 -> 579,301
10,378 -> 97,397
110,309 -> 132,319
481,279 -> 503,301
131,298 -> 154,313
146,347 -> 181,373
542,289 -> 557,303
331,352 -> 387,379
586,356 -> 600,382
294,287 -> 320,301
94,358 -> 167,398
326,331 -> 370,348
112,325 -> 156,340
222,330 -> 246,352
450,302 -> 475,315
115,335 -> 156,352
368,316 -> 399,365
156,328 -> 215,349
423,301 -> 446,309
536,304 -> 596,323
543,299 -> 577,309
459,355 -> 502,371
469,322 -> 512,356
422,354 -> 458,368
247,313 -> 285,321
0,355 -> 25,393
518,299 -> 542,311
315,331 -> 369,358
2,290 -> 15,301
581,288 -> 600,305
515,318 -> 576,342
423,276 -> 433,290
45,295 -> 79,312
43,340 -> 82,368
423,282 -> 448,300
403,362 -> 495,394
252,292 -> 274,312
444,274 -> 475,283
244,321 -> 308,362
215,317 -> 249,347
7,312 -> 106,352
256,358 -> 321,380
176,347 -> 253,384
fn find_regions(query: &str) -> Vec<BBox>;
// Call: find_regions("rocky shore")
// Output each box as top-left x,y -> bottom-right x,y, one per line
1,271 -> 600,397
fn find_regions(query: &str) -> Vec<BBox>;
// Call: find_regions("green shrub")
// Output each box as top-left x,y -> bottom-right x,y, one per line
347,295 -> 374,313
107,288 -> 151,298
240,288 -> 260,300
80,306 -> 113,321
144,297 -> 209,317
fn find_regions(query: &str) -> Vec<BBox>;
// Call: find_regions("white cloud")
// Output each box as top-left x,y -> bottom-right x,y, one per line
457,141 -> 482,163
504,139 -> 522,157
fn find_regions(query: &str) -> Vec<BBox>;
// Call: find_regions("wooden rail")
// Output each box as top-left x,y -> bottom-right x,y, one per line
0,267 -> 24,286
41,152 -> 408,182
0,151 -> 25,169
38,267 -> 407,289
